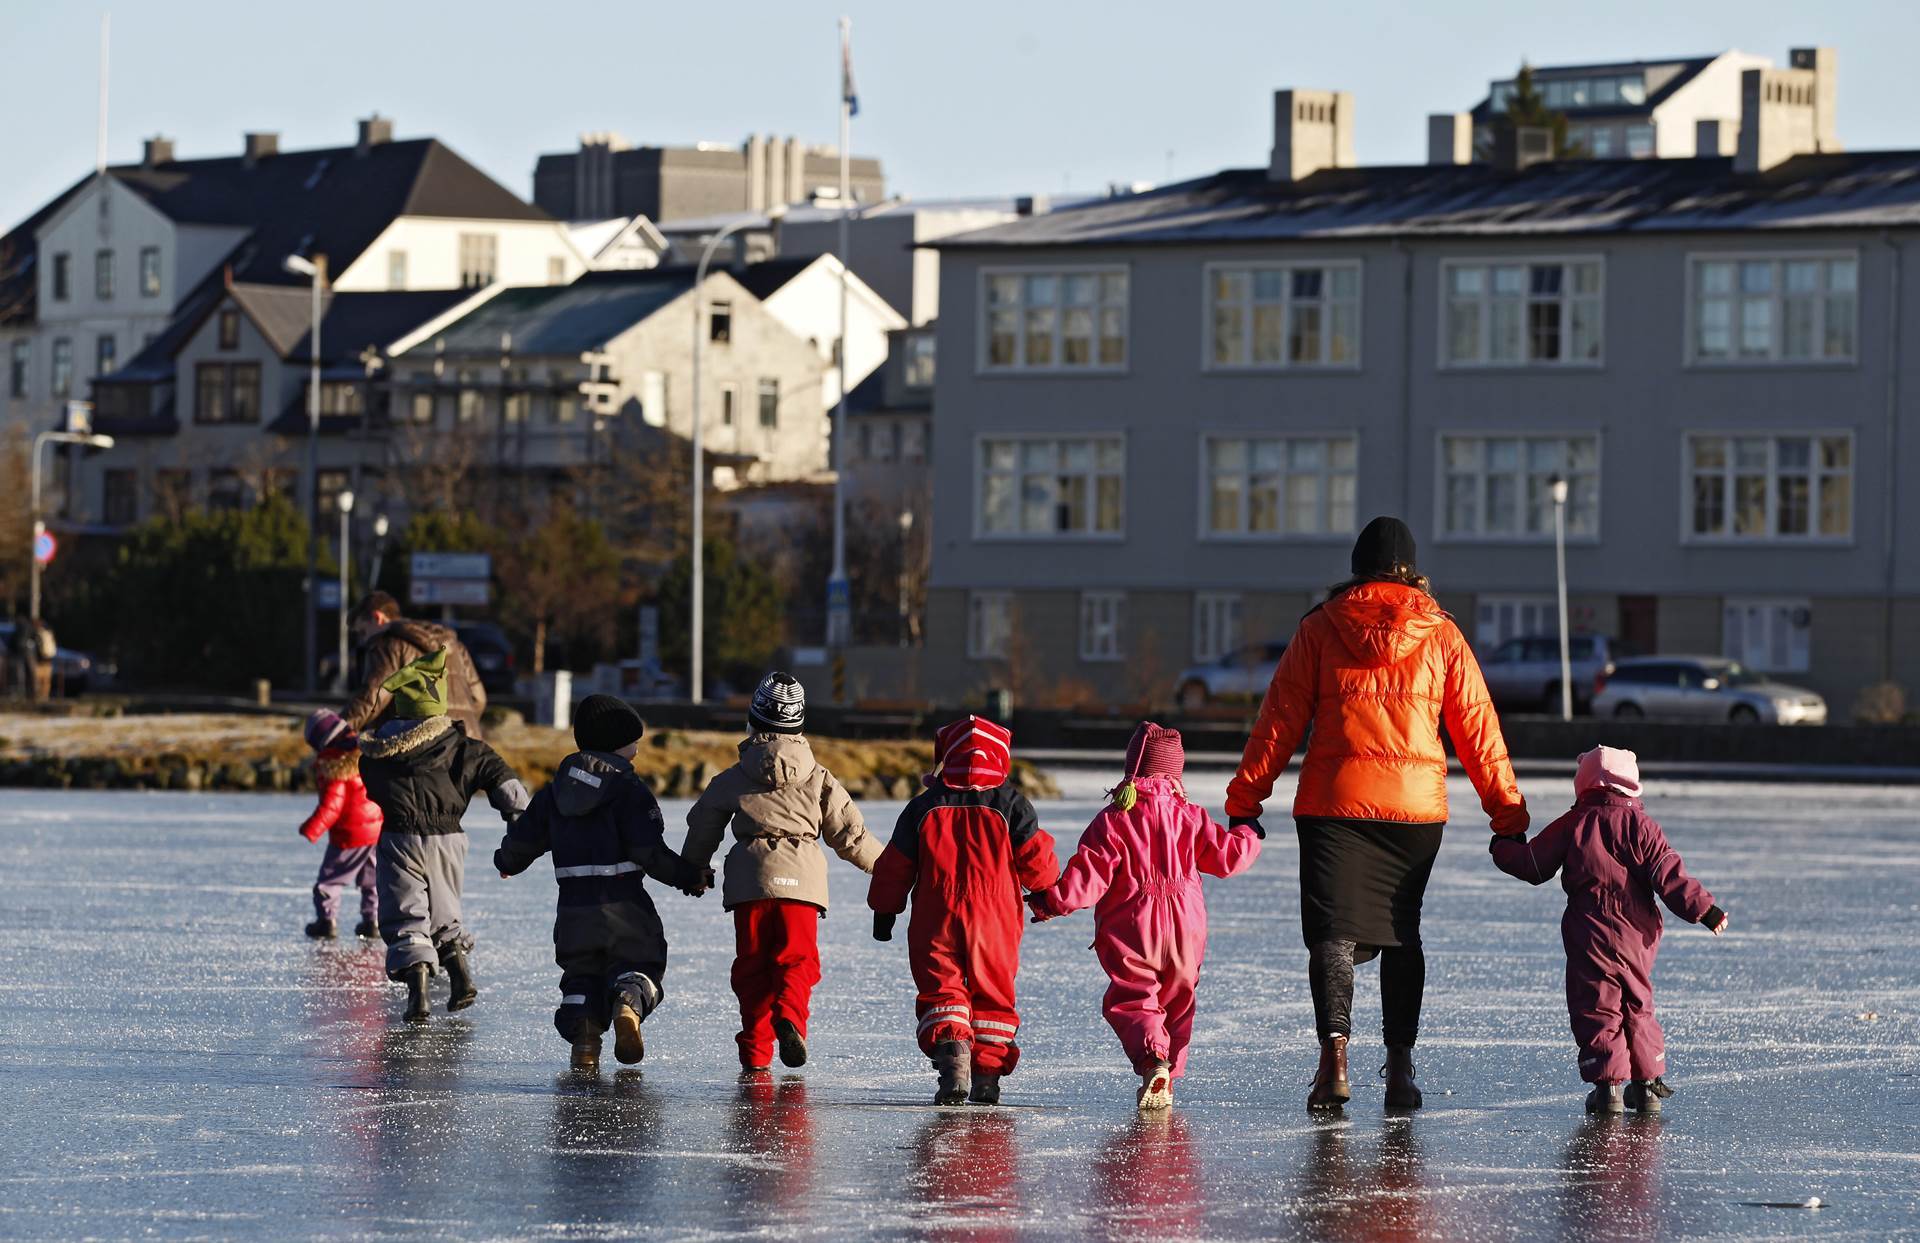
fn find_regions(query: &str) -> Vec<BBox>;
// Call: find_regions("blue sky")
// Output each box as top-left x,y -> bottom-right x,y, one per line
4,0 -> 1917,230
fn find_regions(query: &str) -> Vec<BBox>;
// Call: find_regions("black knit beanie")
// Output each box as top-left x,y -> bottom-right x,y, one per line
574,694 -> 645,753
1350,516 -> 1419,577
748,671 -> 806,735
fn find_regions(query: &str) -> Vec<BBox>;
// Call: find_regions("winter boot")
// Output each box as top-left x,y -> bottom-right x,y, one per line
773,1018 -> 807,1068
1137,1061 -> 1174,1112
612,1000 -> 646,1066
305,918 -> 337,940
1586,1082 -> 1626,1113
932,1041 -> 972,1106
1624,1078 -> 1672,1114
1308,1035 -> 1351,1110
354,919 -> 378,940
1382,1046 -> 1423,1110
401,963 -> 432,1022
442,951 -> 478,1012
970,1074 -> 1002,1106
570,1036 -> 601,1074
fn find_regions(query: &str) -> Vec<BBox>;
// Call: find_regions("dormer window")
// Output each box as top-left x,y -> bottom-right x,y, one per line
218,309 -> 240,350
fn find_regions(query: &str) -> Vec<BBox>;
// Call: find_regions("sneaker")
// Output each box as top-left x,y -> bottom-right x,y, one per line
1623,1078 -> 1671,1114
773,1018 -> 807,1068
1585,1082 -> 1625,1114
612,1001 -> 646,1066
354,919 -> 378,940
305,918 -> 337,940
1137,1062 -> 1174,1112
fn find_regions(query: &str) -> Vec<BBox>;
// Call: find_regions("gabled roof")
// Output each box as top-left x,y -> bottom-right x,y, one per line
728,256 -> 817,301
401,267 -> 701,357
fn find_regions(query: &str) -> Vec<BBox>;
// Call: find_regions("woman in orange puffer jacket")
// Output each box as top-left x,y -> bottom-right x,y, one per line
1226,516 -> 1528,1112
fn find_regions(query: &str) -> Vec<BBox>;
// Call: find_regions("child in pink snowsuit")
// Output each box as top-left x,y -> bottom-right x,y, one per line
1027,722 -> 1262,1111
1489,746 -> 1728,1114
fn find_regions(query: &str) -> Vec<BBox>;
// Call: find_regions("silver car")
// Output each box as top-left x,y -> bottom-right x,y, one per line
1175,641 -> 1287,711
1592,656 -> 1828,725
1480,633 -> 1627,713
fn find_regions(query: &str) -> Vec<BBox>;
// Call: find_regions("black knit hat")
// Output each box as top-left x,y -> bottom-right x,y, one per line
574,694 -> 645,753
1350,516 -> 1419,577
748,671 -> 806,735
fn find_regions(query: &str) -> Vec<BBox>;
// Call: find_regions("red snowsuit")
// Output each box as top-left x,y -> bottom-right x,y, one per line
300,750 -> 384,848
869,719 -> 1058,1077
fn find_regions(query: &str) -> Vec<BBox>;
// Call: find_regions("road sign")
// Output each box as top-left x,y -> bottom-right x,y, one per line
410,552 -> 491,580
315,580 -> 342,609
410,579 -> 492,607
32,531 -> 56,566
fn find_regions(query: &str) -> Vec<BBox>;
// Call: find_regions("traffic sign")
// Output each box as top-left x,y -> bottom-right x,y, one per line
410,552 -> 491,580
410,578 -> 492,607
32,531 -> 56,566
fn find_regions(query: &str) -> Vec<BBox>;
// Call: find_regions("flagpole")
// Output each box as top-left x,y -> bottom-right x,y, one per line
827,14 -> 853,652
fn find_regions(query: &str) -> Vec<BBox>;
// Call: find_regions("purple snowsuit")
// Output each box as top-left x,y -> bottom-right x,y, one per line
1490,781 -> 1719,1085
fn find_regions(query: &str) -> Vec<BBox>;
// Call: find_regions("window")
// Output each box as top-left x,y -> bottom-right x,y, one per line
1079,592 -> 1125,662
1207,262 -> 1360,368
51,338 -> 72,397
10,340 -> 28,398
1203,435 -> 1357,538
208,469 -> 245,512
1444,259 -> 1602,366
315,380 -> 359,416
388,250 -> 408,289
547,256 -> 566,285
95,249 -> 114,300
1690,255 -> 1857,364
902,420 -> 926,462
503,391 -> 530,423
1625,124 -> 1655,158
1476,595 -> 1557,649
94,334 -> 116,377
709,301 -> 732,344
641,372 -> 669,428
458,233 -> 498,287
978,436 -> 1125,538
1724,598 -> 1812,673
904,332 -> 936,387
458,389 -> 483,424
982,267 -> 1127,371
1588,127 -> 1615,159
315,470 -> 351,518
261,470 -> 296,503
553,393 -> 577,424
410,391 -> 434,424
870,421 -> 896,463
195,363 -> 228,423
51,253 -> 70,301
967,591 -> 1012,660
1193,592 -> 1243,663
218,309 -> 240,350
139,247 -> 161,297
719,384 -> 737,427
757,378 -> 778,429
102,469 -> 138,526
1685,433 -> 1851,541
154,469 -> 193,515
1440,434 -> 1600,540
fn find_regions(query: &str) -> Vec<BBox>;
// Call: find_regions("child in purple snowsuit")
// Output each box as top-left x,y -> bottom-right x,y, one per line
1489,746 -> 1728,1114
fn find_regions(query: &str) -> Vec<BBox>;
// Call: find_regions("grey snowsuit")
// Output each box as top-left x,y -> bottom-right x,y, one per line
495,750 -> 709,1043
360,715 -> 527,978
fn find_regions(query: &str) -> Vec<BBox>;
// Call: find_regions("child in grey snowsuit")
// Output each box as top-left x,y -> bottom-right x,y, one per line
359,648 -> 528,1021
495,695 -> 713,1072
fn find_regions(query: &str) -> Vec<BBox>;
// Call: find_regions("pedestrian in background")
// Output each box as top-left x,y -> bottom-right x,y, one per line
343,591 -> 488,739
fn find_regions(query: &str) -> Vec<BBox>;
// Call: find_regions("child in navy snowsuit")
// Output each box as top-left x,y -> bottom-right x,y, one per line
495,695 -> 712,1072
298,709 -> 383,940
1489,746 -> 1728,1114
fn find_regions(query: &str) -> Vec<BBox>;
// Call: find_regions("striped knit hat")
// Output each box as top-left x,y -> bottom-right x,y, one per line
928,715 -> 1012,790
304,709 -> 352,752
1125,721 -> 1186,783
748,671 -> 806,735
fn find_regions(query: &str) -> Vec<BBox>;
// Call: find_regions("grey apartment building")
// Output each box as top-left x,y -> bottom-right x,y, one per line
921,55 -> 1920,713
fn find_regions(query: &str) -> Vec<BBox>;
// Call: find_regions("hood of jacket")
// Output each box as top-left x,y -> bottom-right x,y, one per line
552,750 -> 633,816
314,749 -> 361,781
360,714 -> 457,763
739,732 -> 817,790
384,618 -> 457,655
1321,581 -> 1449,669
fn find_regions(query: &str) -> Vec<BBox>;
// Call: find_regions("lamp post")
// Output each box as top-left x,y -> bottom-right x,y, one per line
689,205 -> 784,705
897,507 -> 914,647
335,489 -> 354,694
1550,472 -> 1573,721
284,252 -> 326,694
29,425 -> 115,621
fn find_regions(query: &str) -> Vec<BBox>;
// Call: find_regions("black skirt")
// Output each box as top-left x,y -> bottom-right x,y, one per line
1296,817 -> 1444,950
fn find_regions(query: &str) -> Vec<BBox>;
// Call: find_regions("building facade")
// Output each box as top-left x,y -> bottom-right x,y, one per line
533,133 -> 885,224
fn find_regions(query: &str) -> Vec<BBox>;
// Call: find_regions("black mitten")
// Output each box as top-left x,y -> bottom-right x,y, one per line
1230,815 -> 1266,840
872,911 -> 896,942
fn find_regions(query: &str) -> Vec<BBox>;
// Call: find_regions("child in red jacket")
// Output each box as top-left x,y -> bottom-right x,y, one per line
869,717 -> 1059,1105
1490,746 -> 1728,1114
299,710 -> 384,940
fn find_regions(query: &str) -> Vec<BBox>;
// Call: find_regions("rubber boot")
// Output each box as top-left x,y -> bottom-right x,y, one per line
305,918 -> 336,940
401,963 -> 431,1022
612,1000 -> 646,1066
442,951 -> 478,1012
1308,1035 -> 1351,1110
933,1041 -> 971,1106
1623,1078 -> 1670,1114
354,919 -> 379,940
1382,1046 -> 1423,1110
1137,1061 -> 1174,1112
570,1036 -> 601,1074
773,1018 -> 807,1068
969,1073 -> 1002,1106
1586,1082 -> 1625,1114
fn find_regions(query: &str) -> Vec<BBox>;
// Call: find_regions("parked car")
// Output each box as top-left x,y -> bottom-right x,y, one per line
1592,656 -> 1828,724
0,622 -> 113,695
1480,633 -> 1630,713
449,621 -> 517,696
1175,641 -> 1288,710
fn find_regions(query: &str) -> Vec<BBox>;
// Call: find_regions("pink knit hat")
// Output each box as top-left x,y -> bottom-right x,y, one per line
1575,745 -> 1642,799
1124,721 -> 1185,783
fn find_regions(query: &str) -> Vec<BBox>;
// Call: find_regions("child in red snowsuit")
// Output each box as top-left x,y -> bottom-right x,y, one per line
298,710 -> 384,940
1028,723 -> 1262,1111
1489,746 -> 1728,1114
869,717 -> 1059,1105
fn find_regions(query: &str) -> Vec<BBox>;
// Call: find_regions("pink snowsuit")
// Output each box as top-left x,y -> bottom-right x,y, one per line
1029,777 -> 1262,1077
1489,747 -> 1722,1085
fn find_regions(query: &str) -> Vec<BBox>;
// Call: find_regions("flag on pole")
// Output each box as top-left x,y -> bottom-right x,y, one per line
840,17 -> 859,117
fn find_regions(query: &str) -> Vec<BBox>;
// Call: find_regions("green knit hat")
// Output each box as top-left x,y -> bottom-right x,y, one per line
382,647 -> 450,720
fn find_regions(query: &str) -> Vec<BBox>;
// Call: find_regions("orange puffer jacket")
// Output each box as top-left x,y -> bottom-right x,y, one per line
1226,582 -> 1529,835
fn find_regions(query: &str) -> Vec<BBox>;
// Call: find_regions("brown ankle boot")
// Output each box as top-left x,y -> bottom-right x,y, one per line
1308,1035 -> 1351,1110
1382,1045 -> 1423,1110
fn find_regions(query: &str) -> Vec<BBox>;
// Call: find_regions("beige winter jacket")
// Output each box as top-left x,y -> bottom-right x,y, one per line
683,733 -> 882,912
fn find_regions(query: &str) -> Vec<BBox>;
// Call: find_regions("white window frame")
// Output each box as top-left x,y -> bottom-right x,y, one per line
978,265 -> 1129,374
1722,597 -> 1812,674
1193,592 -> 1244,663
1197,432 -> 1358,542
974,433 -> 1126,541
1434,431 -> 1603,544
1475,595 -> 1558,650
1201,260 -> 1363,371
903,332 -> 936,388
1679,430 -> 1854,545
1683,250 -> 1860,367
967,591 -> 1012,660
1438,255 -> 1605,370
1079,591 -> 1126,663
457,233 -> 497,287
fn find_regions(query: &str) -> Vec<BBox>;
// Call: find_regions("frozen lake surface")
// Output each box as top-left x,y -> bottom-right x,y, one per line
0,769 -> 1916,1240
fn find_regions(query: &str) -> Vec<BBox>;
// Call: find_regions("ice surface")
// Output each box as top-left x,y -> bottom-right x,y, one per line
0,768 -> 1916,1240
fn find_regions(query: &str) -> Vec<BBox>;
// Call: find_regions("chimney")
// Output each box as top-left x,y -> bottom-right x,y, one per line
1491,124 -> 1556,173
356,114 -> 393,157
784,137 -> 806,206
1268,88 -> 1356,182
1735,66 -> 1819,173
243,131 -> 279,167
1695,118 -> 1735,157
1427,113 -> 1472,165
745,133 -> 767,212
1015,194 -> 1051,217
1788,47 -> 1839,152
142,135 -> 175,168
764,134 -> 787,209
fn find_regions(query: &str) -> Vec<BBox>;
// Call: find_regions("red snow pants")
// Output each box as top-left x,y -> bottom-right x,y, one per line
732,899 -> 822,1069
1565,928 -> 1666,1085
910,893 -> 1024,1076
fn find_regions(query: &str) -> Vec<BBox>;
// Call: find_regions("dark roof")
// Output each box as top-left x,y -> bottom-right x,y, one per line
288,288 -> 478,364
934,151 -> 1920,249
728,256 -> 816,301
1468,56 -> 1715,122
229,283 -> 315,355
0,173 -> 89,326
410,268 -> 698,357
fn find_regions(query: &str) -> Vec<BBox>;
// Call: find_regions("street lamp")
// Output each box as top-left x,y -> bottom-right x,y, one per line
689,204 -> 785,705
284,252 -> 327,694
1550,472 -> 1573,721
335,489 -> 354,694
897,507 -> 915,647
29,424 -> 115,621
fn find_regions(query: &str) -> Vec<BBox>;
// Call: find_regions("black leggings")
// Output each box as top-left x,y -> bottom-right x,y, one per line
1309,939 -> 1425,1047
